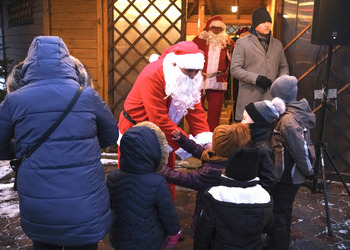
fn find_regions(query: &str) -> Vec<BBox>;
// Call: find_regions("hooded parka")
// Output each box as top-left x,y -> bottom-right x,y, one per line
0,36 -> 118,246
107,122 -> 180,250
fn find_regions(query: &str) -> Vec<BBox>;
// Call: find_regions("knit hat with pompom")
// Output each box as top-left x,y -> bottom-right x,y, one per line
245,97 -> 286,123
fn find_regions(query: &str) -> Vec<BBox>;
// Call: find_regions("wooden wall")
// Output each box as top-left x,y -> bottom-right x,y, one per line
44,0 -> 106,99
2,0 -> 43,70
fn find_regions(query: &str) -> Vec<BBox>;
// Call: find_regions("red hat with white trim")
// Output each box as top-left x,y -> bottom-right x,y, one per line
205,15 -> 226,32
157,41 -> 205,70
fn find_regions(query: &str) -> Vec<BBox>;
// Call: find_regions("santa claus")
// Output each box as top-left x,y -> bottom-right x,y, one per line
118,41 -> 212,196
193,15 -> 234,131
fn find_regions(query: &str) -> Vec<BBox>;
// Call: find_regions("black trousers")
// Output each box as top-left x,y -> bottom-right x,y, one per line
268,182 -> 301,250
32,241 -> 98,250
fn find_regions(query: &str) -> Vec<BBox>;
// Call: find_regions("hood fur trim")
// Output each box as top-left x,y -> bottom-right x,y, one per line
70,56 -> 94,88
6,61 -> 25,93
6,56 -> 93,93
135,121 -> 169,172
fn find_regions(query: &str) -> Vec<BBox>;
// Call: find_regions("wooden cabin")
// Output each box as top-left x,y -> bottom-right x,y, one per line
1,0 -> 350,179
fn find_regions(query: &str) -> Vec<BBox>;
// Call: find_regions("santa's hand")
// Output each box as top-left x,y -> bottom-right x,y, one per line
203,143 -> 212,150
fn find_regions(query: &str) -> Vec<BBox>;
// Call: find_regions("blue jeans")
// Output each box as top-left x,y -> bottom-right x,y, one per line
32,241 -> 98,250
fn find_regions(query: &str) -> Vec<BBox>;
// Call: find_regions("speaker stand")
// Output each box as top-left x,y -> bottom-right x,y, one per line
311,44 -> 350,236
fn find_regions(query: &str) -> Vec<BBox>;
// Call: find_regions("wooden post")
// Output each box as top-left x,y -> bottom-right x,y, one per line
42,0 -> 50,35
198,0 -> 205,34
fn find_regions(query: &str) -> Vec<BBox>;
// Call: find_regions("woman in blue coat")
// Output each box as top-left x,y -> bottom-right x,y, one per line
0,36 -> 119,249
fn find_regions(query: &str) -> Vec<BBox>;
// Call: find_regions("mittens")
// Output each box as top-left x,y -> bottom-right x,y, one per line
256,75 -> 272,90
164,229 -> 183,249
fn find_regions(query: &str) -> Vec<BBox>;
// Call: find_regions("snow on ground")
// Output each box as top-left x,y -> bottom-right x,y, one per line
0,160 -> 20,219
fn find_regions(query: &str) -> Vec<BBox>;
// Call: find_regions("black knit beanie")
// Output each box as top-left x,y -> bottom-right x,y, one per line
225,148 -> 260,182
252,8 -> 272,28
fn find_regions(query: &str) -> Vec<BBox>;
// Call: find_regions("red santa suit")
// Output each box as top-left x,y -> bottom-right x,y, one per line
193,15 -> 234,131
118,41 -> 212,197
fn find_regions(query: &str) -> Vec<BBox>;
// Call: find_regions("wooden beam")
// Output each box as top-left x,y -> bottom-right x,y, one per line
187,1 -> 198,18
284,23 -> 311,51
198,0 -> 205,34
42,0 -> 50,35
96,0 -> 104,99
205,0 -> 214,16
298,45 -> 341,83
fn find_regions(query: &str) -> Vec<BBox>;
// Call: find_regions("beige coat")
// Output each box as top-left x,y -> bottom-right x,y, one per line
230,33 -> 289,121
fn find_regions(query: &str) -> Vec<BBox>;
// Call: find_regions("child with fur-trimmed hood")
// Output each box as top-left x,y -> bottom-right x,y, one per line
107,121 -> 182,250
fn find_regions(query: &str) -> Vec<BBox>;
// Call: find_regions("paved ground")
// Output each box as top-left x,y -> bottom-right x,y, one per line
1,157 -> 350,250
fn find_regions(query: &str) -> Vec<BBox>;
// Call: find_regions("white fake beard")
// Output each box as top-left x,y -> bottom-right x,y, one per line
164,65 -> 202,116
199,31 -> 231,48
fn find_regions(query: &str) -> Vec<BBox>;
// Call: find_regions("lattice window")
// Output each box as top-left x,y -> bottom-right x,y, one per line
8,0 -> 33,27
108,0 -> 186,118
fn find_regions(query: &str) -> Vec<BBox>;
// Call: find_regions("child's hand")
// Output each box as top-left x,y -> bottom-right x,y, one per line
164,229 -> 183,249
203,143 -> 212,150
172,129 -> 180,141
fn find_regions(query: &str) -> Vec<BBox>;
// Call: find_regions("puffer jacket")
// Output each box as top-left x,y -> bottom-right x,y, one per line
272,99 -> 316,184
194,176 -> 273,250
0,36 -> 118,245
107,122 -> 180,250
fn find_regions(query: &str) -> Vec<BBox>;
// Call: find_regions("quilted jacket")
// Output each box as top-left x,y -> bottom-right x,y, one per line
107,124 -> 180,250
0,36 -> 118,245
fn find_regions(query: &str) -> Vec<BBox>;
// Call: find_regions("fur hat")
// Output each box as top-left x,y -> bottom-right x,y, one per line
225,147 -> 260,181
270,75 -> 298,103
212,123 -> 251,158
205,15 -> 226,32
252,8 -> 272,28
5,61 -> 26,93
135,121 -> 169,172
6,56 -> 93,93
158,41 -> 205,70
245,97 -> 286,123
70,56 -> 94,88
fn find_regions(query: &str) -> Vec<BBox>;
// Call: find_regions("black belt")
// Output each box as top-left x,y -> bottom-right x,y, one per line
123,108 -> 137,125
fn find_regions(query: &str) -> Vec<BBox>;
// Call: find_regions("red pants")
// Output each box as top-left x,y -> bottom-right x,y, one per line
167,151 -> 176,200
201,90 -> 225,132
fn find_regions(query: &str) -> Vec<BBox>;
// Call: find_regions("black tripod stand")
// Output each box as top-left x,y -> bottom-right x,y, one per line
312,44 -> 350,236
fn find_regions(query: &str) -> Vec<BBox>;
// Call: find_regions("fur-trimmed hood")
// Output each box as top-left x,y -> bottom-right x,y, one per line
6,36 -> 93,93
119,121 -> 169,173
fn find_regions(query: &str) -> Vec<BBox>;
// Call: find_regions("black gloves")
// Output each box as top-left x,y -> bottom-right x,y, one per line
256,75 -> 272,90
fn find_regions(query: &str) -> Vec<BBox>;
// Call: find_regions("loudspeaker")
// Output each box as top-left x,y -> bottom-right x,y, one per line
311,0 -> 350,45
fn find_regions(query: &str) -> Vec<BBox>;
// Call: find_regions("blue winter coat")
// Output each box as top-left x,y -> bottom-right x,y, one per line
107,125 -> 180,250
0,36 -> 118,245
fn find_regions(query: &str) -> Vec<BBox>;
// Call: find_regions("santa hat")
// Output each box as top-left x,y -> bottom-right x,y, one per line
270,75 -> 298,104
205,15 -> 226,32
252,8 -> 272,28
212,123 -> 251,158
225,148 -> 260,182
245,97 -> 286,123
154,41 -> 205,70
